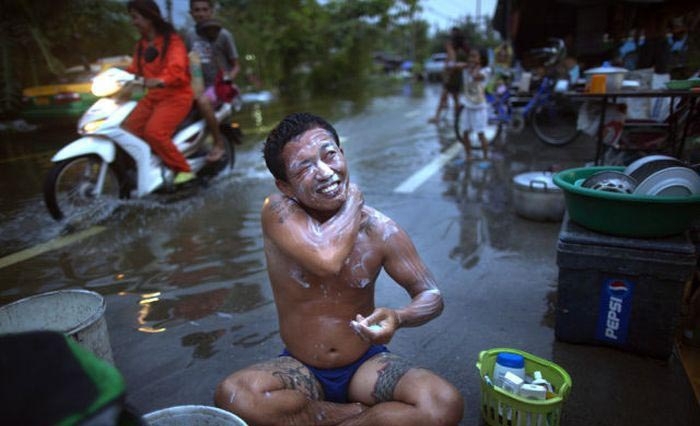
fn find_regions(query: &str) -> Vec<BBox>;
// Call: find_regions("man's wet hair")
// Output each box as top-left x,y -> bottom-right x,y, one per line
263,112 -> 340,182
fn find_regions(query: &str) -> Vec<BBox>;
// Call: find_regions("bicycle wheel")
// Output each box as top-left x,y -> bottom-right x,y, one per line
454,104 -> 502,148
532,95 -> 580,146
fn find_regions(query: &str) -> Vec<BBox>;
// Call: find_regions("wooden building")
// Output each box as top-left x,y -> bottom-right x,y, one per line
493,0 -> 698,71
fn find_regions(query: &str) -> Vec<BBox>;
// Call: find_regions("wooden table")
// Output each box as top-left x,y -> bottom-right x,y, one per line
566,90 -> 700,165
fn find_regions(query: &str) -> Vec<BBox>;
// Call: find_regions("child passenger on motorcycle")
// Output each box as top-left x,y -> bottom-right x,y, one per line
186,0 -> 240,163
125,0 -> 195,184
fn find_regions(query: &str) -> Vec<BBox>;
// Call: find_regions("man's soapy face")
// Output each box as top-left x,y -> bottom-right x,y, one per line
277,127 -> 349,213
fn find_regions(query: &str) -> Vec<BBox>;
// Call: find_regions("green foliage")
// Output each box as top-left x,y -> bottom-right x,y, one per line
0,0 -> 500,115
428,15 -> 501,56
217,0 -> 422,97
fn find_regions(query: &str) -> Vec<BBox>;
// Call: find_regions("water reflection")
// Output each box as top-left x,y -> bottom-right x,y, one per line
442,157 -> 512,269
232,330 -> 279,349
136,282 -> 270,332
182,329 -> 226,359
0,77 -> 428,352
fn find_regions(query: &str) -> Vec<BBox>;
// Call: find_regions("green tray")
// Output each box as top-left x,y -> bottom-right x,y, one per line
554,166 -> 700,237
665,80 -> 694,90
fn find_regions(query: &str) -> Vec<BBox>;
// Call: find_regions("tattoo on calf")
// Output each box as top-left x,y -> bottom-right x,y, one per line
271,364 -> 323,400
371,354 -> 414,403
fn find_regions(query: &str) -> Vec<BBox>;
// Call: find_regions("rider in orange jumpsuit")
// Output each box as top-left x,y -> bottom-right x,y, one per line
125,0 -> 194,177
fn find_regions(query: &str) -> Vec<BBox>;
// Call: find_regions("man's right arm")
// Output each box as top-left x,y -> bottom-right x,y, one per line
261,185 -> 363,276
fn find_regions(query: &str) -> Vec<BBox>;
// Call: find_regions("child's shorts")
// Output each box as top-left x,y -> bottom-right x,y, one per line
462,106 -> 489,133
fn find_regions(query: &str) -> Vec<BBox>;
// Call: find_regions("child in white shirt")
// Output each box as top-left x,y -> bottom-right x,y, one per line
460,49 -> 490,161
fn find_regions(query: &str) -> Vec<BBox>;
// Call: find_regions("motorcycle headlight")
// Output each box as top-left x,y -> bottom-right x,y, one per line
92,74 -> 122,97
81,119 -> 107,134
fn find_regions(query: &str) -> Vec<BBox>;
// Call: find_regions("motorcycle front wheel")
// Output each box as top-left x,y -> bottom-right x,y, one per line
454,104 -> 503,148
43,155 -> 123,221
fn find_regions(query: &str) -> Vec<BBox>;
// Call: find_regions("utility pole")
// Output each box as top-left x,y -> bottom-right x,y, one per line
476,0 -> 482,31
165,0 -> 173,23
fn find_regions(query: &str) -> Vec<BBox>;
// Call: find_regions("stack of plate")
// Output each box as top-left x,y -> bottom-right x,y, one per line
580,155 -> 700,197
624,155 -> 700,197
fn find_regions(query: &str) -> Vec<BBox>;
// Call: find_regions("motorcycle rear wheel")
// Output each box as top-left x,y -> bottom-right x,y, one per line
198,124 -> 238,180
220,124 -> 238,171
44,155 -> 122,221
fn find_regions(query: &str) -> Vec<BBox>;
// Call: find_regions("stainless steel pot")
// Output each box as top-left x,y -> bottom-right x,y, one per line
512,171 -> 565,221
583,65 -> 628,92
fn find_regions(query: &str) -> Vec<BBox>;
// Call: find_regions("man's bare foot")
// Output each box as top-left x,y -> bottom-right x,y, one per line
428,117 -> 439,124
206,145 -> 225,162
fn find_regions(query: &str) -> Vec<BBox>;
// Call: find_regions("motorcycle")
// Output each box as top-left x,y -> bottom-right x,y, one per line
43,67 -> 242,221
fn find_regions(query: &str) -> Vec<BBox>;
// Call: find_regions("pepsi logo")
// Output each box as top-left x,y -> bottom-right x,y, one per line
608,279 -> 629,294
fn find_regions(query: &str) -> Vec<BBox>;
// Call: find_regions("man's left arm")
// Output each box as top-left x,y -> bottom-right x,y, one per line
351,221 -> 443,343
382,226 -> 443,327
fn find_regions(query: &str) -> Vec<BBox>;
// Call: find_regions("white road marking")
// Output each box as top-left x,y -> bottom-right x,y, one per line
0,226 -> 107,269
394,142 -> 462,193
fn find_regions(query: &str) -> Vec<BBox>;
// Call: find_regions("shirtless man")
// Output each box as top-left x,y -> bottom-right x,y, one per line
214,112 -> 464,425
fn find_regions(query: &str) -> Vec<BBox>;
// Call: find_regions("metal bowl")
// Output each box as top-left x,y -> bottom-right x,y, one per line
581,170 -> 637,194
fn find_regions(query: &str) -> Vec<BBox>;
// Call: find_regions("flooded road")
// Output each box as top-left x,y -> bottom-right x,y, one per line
2,80 -> 697,425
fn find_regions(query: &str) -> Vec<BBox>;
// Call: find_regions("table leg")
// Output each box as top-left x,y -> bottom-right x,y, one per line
669,95 -> 677,155
677,97 -> 698,158
594,96 -> 608,165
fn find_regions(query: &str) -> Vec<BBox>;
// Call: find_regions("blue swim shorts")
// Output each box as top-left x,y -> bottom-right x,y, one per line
280,344 -> 389,403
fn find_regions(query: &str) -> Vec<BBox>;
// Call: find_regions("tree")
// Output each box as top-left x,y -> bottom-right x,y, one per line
217,0 -> 429,97
0,0 -> 134,116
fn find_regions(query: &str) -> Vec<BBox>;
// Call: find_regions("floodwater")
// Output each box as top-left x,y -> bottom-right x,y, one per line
1,79 -> 697,425
1,79 -> 469,350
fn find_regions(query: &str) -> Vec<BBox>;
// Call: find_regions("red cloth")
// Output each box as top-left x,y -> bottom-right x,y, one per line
214,71 -> 239,103
125,33 -> 194,172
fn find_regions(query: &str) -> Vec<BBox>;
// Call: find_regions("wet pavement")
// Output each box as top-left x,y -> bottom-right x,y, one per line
0,80 -> 698,425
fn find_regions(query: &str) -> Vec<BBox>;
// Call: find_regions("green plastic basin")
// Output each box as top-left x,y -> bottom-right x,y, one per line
553,166 -> 700,237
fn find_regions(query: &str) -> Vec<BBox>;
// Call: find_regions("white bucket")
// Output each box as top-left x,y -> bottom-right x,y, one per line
0,289 -> 114,364
143,405 -> 247,426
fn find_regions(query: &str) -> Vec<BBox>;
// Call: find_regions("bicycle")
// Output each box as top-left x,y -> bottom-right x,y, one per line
455,38 -> 580,147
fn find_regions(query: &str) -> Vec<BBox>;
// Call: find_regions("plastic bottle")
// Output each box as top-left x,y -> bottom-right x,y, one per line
531,370 -> 554,393
493,352 -> 525,387
494,355 -> 525,422
188,51 -> 204,97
